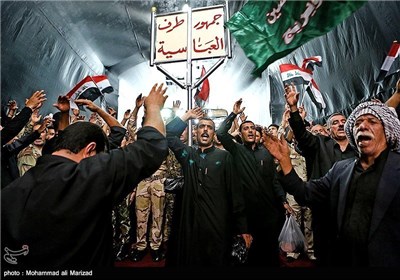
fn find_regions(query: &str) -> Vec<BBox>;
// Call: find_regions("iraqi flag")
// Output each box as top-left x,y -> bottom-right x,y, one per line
279,63 -> 326,111
194,66 -> 210,108
279,64 -> 313,85
376,41 -> 400,83
66,76 -> 102,101
306,79 -> 326,111
302,56 -> 322,71
92,75 -> 114,94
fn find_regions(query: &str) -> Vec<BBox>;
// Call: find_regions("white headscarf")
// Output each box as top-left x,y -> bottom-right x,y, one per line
345,101 -> 400,151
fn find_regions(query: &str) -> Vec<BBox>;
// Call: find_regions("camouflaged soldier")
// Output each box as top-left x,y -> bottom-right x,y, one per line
162,148 -> 182,245
17,129 -> 47,176
131,156 -> 168,262
112,193 -> 135,261
286,142 -> 315,261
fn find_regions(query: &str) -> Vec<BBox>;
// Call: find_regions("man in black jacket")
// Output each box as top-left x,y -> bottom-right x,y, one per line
1,83 -> 168,268
285,84 -> 357,265
264,101 -> 400,267
166,108 -> 251,266
217,99 -> 290,266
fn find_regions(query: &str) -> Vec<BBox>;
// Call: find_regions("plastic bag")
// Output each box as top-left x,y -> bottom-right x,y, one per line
278,215 -> 307,253
163,176 -> 184,193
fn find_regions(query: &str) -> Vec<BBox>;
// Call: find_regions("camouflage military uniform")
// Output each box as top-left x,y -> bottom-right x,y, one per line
17,144 -> 42,176
286,143 -> 315,260
162,149 -> 182,243
135,158 -> 168,251
112,193 -> 134,257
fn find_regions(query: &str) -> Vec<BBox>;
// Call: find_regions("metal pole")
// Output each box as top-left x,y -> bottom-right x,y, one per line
156,65 -> 186,89
193,57 -> 225,88
225,0 -> 232,59
186,6 -> 193,146
150,7 -> 156,66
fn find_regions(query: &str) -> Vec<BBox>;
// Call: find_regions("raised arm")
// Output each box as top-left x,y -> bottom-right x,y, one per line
2,90 -> 46,144
385,78 -> 400,109
142,84 -> 168,136
74,99 -> 123,129
52,95 -> 70,131
216,98 -> 245,153
285,84 -> 319,155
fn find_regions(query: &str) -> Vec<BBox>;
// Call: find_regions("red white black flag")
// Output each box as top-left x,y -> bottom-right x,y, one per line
279,57 -> 326,111
66,76 -> 101,101
194,66 -> 210,108
376,41 -> 400,83
91,75 -> 114,94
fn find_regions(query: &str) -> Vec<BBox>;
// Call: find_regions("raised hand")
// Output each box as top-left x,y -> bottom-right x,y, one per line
172,100 -> 181,112
262,129 -> 290,163
7,100 -> 18,110
107,107 -> 117,118
233,98 -> 245,115
142,83 -> 168,136
284,83 -> 299,109
36,117 -> 53,133
75,99 -> 99,112
239,112 -> 247,123
53,95 -> 70,113
30,109 -> 42,124
144,83 -> 168,111
135,93 -> 145,108
181,107 -> 204,122
123,109 -> 131,120
26,90 -> 47,110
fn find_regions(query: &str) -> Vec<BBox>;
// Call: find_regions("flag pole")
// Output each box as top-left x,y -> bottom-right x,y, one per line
186,5 -> 193,146
300,83 -> 307,107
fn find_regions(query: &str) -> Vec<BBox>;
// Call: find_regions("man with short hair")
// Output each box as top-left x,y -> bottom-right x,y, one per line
166,109 -> 251,266
263,101 -> 400,267
285,84 -> 357,265
1,83 -> 169,268
310,124 -> 329,137
217,98 -> 289,267
267,124 -> 279,137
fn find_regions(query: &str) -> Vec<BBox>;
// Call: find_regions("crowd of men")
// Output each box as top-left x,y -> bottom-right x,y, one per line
2,78 -> 400,270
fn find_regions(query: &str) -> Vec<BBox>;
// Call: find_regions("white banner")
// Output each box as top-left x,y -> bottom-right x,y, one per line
155,6 -> 226,63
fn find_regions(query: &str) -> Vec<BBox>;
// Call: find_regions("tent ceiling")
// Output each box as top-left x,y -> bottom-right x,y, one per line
1,1 -> 400,125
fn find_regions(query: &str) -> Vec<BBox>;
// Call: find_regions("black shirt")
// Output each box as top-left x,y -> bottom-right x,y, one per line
333,141 -> 356,162
1,126 -> 167,268
340,148 -> 389,266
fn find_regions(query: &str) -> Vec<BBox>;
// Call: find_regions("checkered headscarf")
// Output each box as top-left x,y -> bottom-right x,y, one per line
345,101 -> 400,151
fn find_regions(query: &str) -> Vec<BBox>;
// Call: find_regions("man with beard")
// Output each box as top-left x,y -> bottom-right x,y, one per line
263,101 -> 400,267
165,109 -> 252,266
284,83 -> 357,265
216,99 -> 290,266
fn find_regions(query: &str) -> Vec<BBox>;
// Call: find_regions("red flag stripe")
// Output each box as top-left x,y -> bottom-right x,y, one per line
381,42 -> 400,71
196,66 -> 210,102
66,76 -> 95,98
279,64 -> 313,82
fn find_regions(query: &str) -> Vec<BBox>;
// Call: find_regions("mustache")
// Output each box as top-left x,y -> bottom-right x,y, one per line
201,133 -> 209,137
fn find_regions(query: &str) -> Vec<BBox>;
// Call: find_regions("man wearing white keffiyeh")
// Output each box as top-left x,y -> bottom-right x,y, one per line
262,100 -> 400,267
345,101 -> 400,153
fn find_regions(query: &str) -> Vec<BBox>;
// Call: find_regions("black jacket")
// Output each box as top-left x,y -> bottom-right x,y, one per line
280,151 -> 400,267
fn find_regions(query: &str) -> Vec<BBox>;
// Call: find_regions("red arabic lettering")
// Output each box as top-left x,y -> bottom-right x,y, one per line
158,16 -> 185,33
193,14 -> 222,30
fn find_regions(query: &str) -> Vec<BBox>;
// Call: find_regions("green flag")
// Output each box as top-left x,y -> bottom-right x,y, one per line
226,0 -> 366,76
